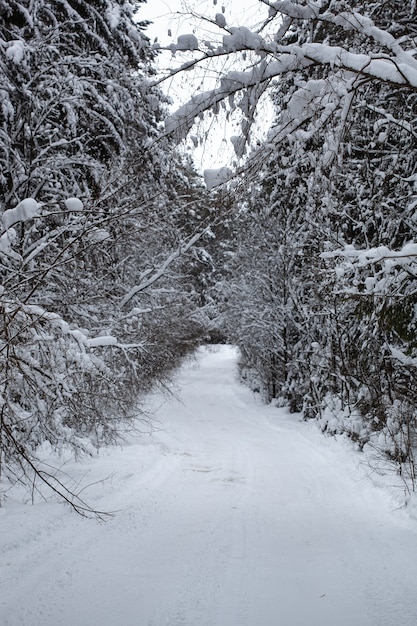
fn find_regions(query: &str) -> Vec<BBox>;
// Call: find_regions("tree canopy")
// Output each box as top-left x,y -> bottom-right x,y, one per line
161,0 -> 417,484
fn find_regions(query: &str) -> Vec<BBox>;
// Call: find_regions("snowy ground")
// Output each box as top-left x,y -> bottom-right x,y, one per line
1,345 -> 417,626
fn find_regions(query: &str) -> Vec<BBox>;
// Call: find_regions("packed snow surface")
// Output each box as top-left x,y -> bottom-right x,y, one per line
1,346 -> 417,625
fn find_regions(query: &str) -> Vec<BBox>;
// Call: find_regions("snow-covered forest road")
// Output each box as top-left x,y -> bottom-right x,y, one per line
1,346 -> 417,626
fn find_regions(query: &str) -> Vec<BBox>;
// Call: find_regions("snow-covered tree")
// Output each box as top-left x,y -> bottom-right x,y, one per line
0,0 -> 212,513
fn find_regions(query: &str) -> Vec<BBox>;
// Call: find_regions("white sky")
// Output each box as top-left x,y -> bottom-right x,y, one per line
139,0 -> 270,44
138,0 -> 273,172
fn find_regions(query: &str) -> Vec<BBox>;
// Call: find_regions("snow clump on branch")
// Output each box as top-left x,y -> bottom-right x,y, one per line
222,27 -> 262,52
2,198 -> 41,230
5,39 -> 25,64
215,13 -> 226,28
170,34 -> 199,54
64,197 -> 84,212
203,167 -> 232,190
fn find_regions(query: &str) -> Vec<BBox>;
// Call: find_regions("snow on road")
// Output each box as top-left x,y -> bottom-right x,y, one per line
1,345 -> 417,626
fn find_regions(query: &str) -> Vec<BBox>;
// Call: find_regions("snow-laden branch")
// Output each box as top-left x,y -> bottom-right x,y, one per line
163,3 -> 417,150
0,301 -> 143,355
323,242 -> 417,268
265,0 -> 321,19
361,103 -> 417,140
120,229 -> 207,308
165,55 -> 294,140
322,242 -> 417,299
295,43 -> 417,87
166,41 -> 417,141
264,1 -> 409,56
